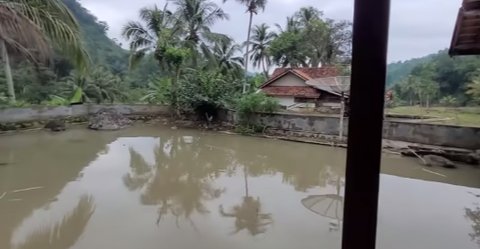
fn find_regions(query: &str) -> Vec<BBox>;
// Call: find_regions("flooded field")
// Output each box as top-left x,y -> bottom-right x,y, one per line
0,126 -> 479,249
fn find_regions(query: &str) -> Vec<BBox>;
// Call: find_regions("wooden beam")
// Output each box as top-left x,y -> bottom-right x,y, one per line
341,0 -> 390,249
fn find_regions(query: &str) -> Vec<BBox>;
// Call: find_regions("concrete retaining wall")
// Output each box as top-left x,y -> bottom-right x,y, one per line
228,111 -> 480,149
0,104 -> 170,123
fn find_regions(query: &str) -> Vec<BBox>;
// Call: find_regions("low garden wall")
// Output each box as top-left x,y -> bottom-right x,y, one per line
0,104 -> 170,123
226,111 -> 480,150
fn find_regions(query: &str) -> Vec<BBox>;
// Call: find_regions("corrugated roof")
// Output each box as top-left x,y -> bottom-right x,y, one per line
306,76 -> 351,97
450,0 -> 480,55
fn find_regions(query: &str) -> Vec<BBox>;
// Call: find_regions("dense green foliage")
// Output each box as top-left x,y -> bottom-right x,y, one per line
62,0 -> 127,74
0,0 -> 90,102
386,52 -> 439,87
269,7 -> 352,68
12,0 -> 480,116
391,50 -> 480,106
0,0 -> 354,110
236,92 -> 278,132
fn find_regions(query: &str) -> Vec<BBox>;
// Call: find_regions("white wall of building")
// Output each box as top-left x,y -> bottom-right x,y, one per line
275,96 -> 296,107
270,73 -> 306,86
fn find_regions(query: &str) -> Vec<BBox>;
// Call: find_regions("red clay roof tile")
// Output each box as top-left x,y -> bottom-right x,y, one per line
262,86 -> 320,98
270,67 -> 339,79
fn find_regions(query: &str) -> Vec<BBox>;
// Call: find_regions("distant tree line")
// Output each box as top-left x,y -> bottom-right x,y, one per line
391,51 -> 480,107
0,0 -> 351,117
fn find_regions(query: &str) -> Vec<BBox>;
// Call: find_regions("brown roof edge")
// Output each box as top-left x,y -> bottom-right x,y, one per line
449,0 -> 480,56
449,8 -> 464,56
259,67 -> 340,89
258,69 -> 310,89
464,0 -> 480,10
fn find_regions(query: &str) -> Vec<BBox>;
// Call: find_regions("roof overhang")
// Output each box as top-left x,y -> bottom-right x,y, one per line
449,0 -> 480,56
258,69 -> 310,88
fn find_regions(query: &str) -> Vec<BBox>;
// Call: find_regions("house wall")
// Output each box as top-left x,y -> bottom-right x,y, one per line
275,96 -> 296,107
317,93 -> 342,107
269,73 -> 307,86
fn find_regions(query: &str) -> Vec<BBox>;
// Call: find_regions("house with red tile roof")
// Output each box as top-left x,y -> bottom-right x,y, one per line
259,67 -> 349,111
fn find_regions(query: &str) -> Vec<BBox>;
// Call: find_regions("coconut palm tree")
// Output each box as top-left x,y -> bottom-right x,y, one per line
202,38 -> 244,77
122,4 -> 179,69
223,0 -> 267,93
172,0 -> 229,46
61,67 -> 125,104
294,6 -> 323,27
0,0 -> 89,102
249,24 -> 275,78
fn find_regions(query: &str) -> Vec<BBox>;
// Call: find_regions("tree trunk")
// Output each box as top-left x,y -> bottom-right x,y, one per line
172,66 -> 181,116
243,12 -> 254,94
262,57 -> 268,78
1,40 -> 15,102
426,96 -> 430,108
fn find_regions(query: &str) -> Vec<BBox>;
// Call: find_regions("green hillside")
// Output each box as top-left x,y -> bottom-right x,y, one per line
62,0 -> 128,74
386,51 -> 442,87
389,50 -> 480,106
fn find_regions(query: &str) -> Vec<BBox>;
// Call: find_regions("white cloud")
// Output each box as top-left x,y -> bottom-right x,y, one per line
79,0 -> 462,62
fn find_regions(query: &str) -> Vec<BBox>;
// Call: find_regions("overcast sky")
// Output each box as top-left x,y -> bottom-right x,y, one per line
79,0 -> 462,63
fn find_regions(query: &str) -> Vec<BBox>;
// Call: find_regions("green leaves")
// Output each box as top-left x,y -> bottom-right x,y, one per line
236,92 -> 278,127
269,6 -> 351,67
178,69 -> 238,110
70,86 -> 83,103
467,76 -> 480,104
10,0 -> 90,70
61,67 -> 125,104
140,77 -> 172,104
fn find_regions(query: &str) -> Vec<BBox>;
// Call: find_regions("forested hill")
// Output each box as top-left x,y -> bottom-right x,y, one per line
62,0 -> 128,74
386,51 -> 441,87
389,49 -> 480,105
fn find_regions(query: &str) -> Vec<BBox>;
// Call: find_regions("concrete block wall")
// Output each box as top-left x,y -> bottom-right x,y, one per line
226,111 -> 480,149
0,104 -> 170,123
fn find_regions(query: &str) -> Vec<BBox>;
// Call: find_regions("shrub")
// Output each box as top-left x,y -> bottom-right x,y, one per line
178,69 -> 241,121
140,77 -> 172,104
236,92 -> 278,130
439,95 -> 459,107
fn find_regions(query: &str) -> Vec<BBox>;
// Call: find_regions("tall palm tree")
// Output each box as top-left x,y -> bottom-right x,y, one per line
223,0 -> 267,93
249,24 -> 275,78
294,6 -> 323,27
0,0 -> 89,102
122,4 -> 179,69
275,16 -> 301,34
172,0 -> 229,46
202,38 -> 244,77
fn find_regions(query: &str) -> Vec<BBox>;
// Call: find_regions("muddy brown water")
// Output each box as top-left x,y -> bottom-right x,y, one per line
0,126 -> 479,249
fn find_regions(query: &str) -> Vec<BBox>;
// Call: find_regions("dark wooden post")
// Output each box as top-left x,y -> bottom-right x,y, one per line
341,0 -> 390,249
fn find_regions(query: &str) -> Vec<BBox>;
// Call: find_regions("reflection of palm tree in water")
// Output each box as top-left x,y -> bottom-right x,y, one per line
14,195 -> 95,249
219,165 -> 273,236
123,136 -> 226,229
465,192 -> 480,246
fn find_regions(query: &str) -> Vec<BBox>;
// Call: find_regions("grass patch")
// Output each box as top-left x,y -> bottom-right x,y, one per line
387,106 -> 480,127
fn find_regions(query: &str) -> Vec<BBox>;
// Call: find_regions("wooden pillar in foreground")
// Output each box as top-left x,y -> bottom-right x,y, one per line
341,0 -> 390,249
